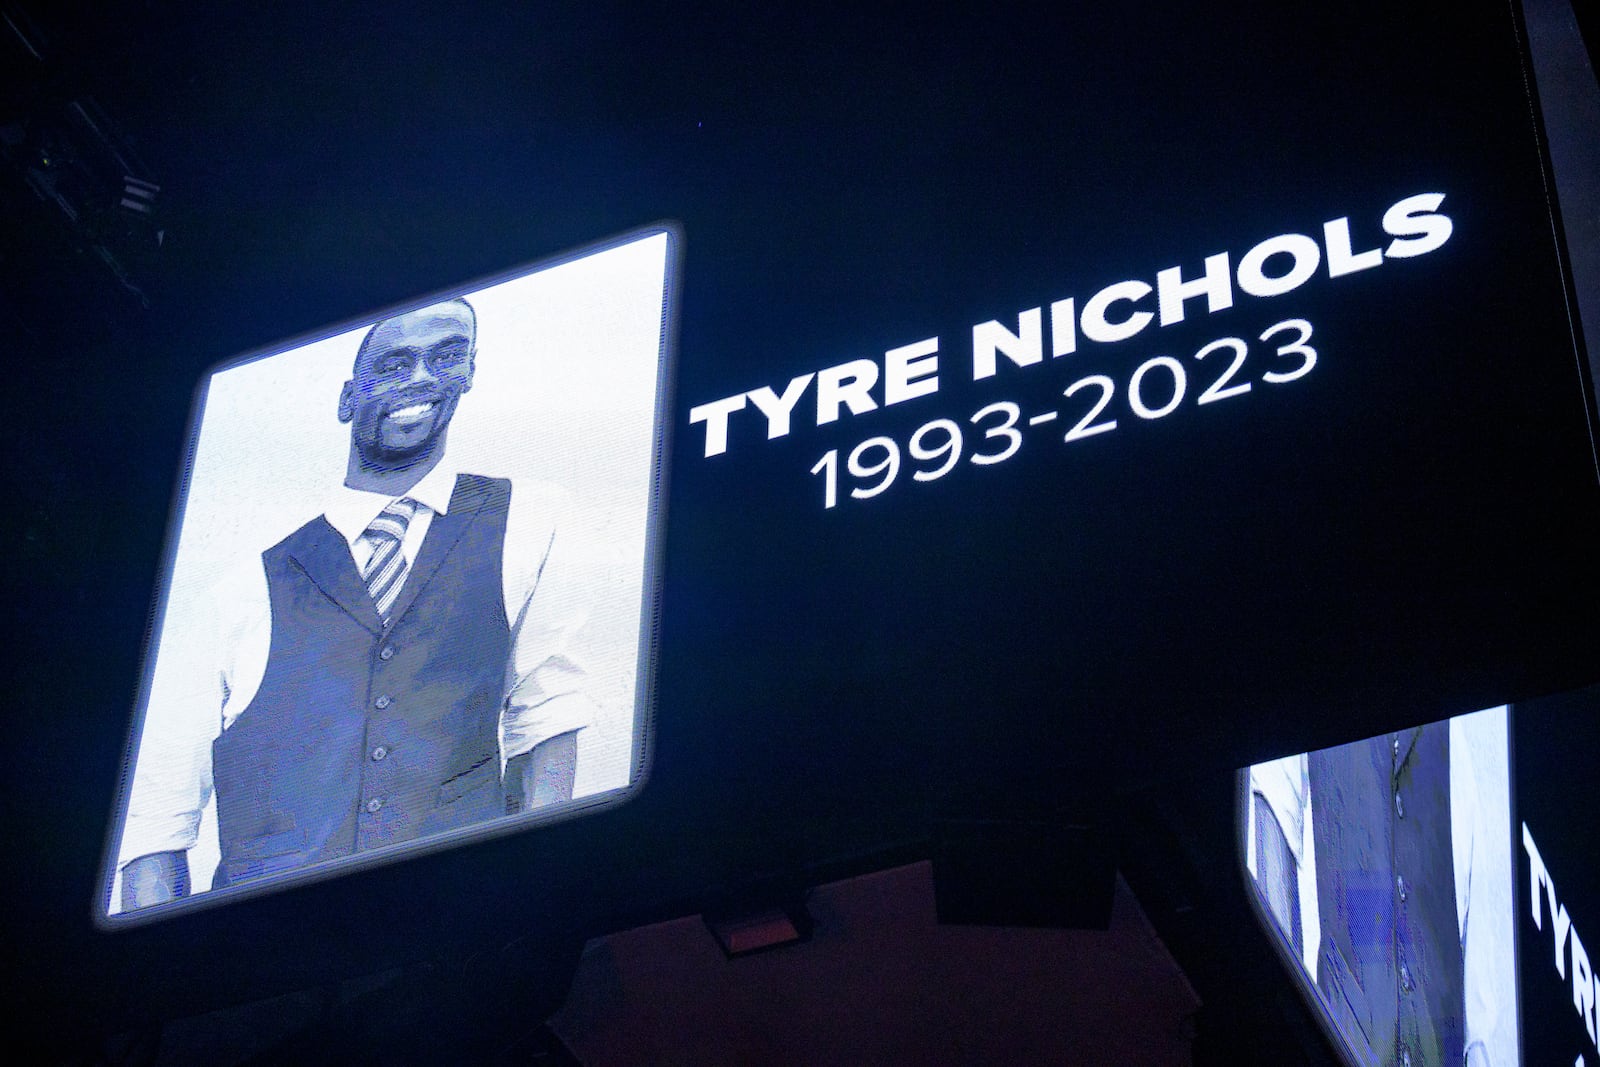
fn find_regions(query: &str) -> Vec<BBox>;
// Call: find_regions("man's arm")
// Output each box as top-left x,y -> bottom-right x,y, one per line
503,730 -> 579,814
121,851 -> 191,911
1452,708 -> 1517,1067
500,484 -> 598,797
116,561 -> 264,912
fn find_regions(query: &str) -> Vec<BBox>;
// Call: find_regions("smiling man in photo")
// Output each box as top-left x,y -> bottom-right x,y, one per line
119,298 -> 595,908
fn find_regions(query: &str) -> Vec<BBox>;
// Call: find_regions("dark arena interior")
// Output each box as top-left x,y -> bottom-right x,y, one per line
3,1 -> 1600,1063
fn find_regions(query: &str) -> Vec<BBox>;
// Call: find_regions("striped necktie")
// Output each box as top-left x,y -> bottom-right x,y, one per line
360,498 -> 418,621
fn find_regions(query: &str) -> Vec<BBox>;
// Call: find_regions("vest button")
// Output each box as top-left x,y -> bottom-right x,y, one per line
374,695 -> 392,709
1394,791 -> 1404,819
1395,874 -> 1407,902
365,797 -> 384,814
371,746 -> 388,761
379,646 -> 395,660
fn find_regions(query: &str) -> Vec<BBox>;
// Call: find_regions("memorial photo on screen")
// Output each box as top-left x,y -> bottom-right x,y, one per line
1243,705 -> 1518,1067
102,228 -> 674,921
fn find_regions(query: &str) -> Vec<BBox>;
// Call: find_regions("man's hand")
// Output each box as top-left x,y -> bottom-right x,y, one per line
121,851 -> 190,911
504,730 -> 578,814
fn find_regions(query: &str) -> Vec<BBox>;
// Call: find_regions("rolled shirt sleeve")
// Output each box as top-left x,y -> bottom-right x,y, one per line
117,560 -> 263,869
499,482 -> 598,765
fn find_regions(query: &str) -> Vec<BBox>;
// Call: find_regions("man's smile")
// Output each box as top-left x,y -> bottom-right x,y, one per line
385,400 -> 439,426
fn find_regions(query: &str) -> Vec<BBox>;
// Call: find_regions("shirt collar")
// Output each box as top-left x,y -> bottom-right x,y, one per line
324,458 -> 460,547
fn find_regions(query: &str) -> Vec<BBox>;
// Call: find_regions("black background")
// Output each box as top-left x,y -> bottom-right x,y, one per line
3,0 -> 1597,1060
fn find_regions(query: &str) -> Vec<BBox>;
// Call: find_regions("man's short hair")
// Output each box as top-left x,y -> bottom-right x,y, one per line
353,297 -> 478,372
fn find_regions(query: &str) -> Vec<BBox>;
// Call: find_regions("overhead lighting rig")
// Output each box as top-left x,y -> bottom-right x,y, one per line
1,2 -> 164,308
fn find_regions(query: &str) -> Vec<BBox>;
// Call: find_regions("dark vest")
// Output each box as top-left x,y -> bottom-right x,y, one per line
1309,722 -> 1463,1067
213,474 -> 512,888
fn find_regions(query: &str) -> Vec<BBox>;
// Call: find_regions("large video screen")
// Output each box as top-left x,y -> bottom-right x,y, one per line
1243,683 -> 1600,1066
98,227 -> 674,922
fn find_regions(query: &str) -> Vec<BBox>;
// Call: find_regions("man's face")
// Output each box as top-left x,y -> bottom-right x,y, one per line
340,303 -> 475,470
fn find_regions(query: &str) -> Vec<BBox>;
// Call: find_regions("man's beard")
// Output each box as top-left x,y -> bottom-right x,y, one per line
358,410 -> 450,470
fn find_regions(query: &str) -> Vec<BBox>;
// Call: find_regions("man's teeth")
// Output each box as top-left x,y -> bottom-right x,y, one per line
387,402 -> 436,423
